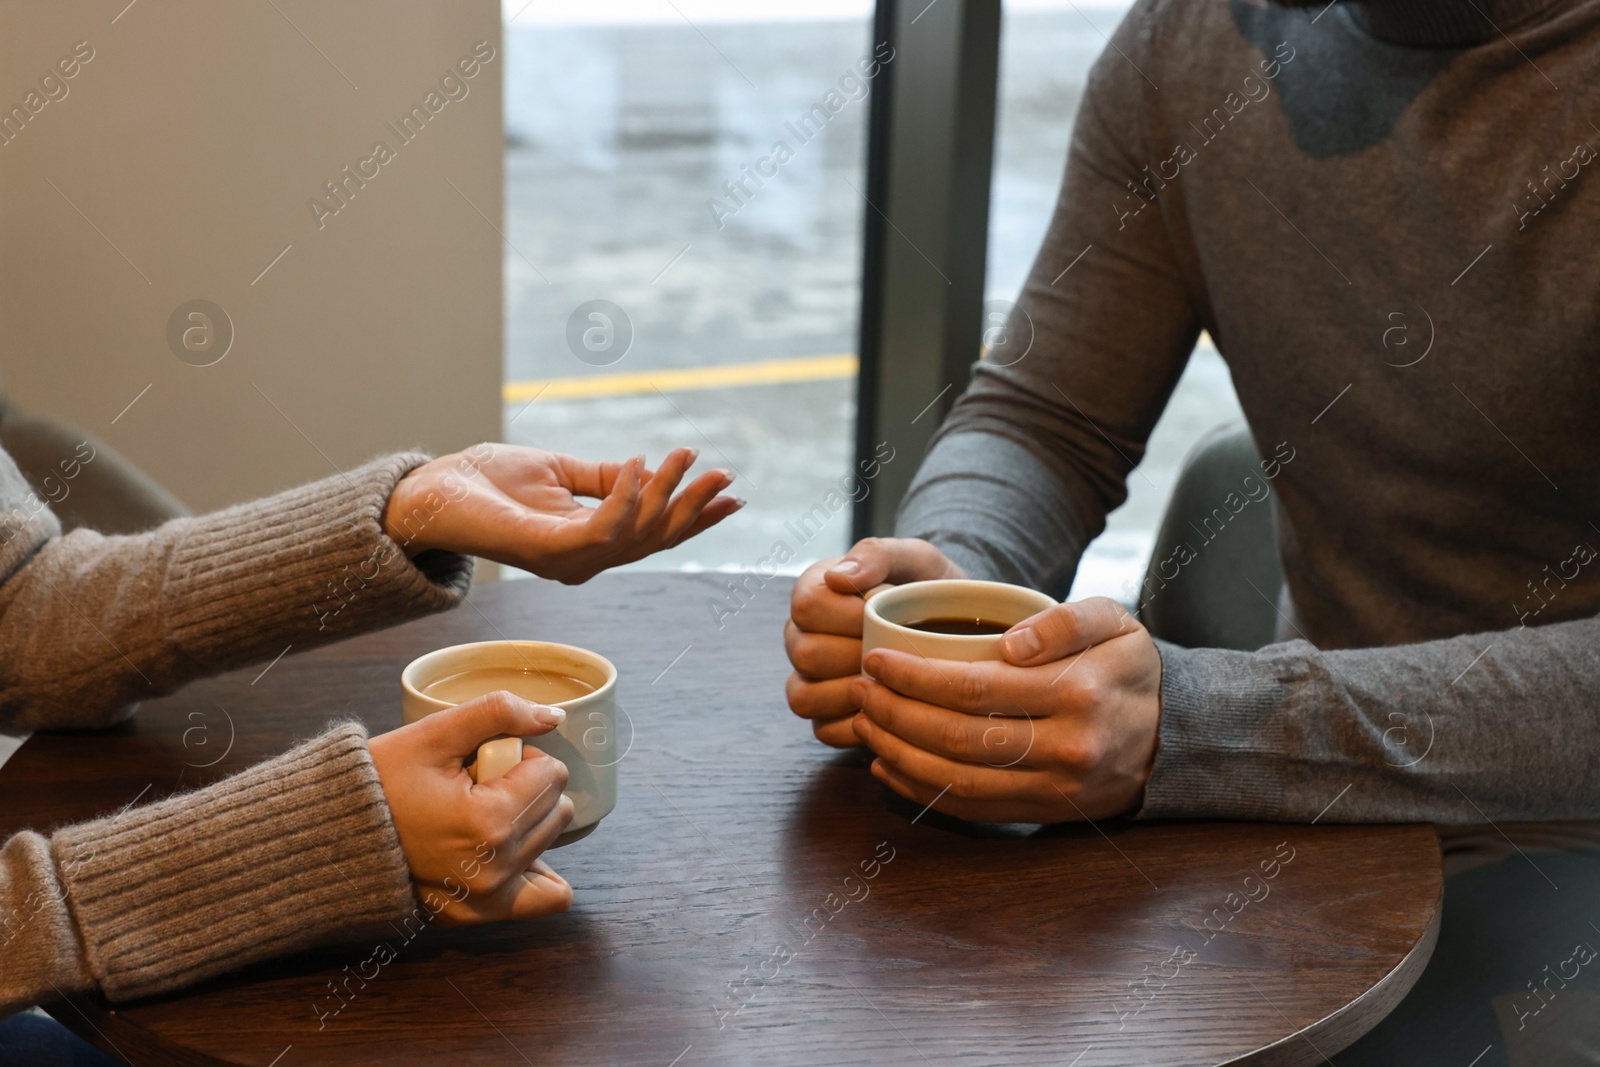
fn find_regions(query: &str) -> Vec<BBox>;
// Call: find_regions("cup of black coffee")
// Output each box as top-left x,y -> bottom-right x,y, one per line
861,579 -> 1057,664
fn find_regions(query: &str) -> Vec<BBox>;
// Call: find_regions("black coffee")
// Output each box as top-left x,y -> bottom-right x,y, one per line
903,615 -> 1011,636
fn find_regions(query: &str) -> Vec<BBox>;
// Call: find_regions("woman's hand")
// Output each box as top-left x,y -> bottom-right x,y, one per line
784,537 -> 967,747
369,692 -> 575,925
383,444 -> 743,583
850,598 -> 1163,823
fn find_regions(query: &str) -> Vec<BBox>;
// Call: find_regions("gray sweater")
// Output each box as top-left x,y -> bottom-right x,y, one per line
899,0 -> 1600,830
0,449 -> 467,1015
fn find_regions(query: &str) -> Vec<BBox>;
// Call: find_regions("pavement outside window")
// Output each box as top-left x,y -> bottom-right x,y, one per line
500,1 -> 1243,603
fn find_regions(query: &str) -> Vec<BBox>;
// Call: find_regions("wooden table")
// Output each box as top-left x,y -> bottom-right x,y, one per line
0,574 -> 1442,1066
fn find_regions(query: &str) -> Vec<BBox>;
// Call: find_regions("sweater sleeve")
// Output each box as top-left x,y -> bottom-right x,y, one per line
1139,613 -> 1600,823
896,0 -> 1201,594
0,452 -> 471,732
0,722 -> 416,1016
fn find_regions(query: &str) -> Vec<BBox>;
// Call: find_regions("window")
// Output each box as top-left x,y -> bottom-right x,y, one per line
502,1 -> 875,575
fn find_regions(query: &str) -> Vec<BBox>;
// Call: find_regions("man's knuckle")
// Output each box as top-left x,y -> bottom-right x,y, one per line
796,559 -> 831,591
790,638 -> 831,678
949,771 -> 981,800
786,674 -> 826,718
979,718 -> 1013,758
941,716 -> 974,756
791,592 -> 826,631
814,717 -> 852,746
1049,776 -> 1083,806
784,673 -> 807,712
863,686 -> 890,722
957,670 -> 989,710
1058,732 -> 1102,770
1043,605 -> 1076,640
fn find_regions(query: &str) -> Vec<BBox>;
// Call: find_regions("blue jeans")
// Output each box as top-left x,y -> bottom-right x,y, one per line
1340,847 -> 1600,1065
0,1012 -> 126,1067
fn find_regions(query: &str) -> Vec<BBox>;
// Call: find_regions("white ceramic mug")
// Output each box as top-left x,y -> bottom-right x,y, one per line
861,579 -> 1057,664
401,640 -> 619,846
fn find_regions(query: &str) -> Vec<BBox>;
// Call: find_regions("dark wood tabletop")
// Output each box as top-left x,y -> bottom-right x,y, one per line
0,573 -> 1442,1067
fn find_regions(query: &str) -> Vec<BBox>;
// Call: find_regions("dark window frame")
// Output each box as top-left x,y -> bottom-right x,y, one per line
853,0 -> 1003,539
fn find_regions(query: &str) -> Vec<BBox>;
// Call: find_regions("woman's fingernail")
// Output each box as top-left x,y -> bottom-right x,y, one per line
688,448 -> 700,464
1003,626 -> 1042,661
732,497 -> 748,509
831,559 -> 860,576
534,704 -> 567,726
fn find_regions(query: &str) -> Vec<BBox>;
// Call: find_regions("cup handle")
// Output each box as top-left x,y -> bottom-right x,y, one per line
862,583 -> 896,602
471,735 -> 524,784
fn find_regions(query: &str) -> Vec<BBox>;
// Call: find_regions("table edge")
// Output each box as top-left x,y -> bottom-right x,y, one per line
1225,846 -> 1445,1066
47,829 -> 1447,1067
43,994 -> 235,1067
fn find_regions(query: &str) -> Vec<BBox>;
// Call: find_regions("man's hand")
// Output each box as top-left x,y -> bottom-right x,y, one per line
384,444 -> 743,584
849,597 -> 1162,822
784,537 -> 966,747
370,692 -> 575,925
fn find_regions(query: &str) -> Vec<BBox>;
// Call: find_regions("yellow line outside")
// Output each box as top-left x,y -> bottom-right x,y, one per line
502,353 -> 858,402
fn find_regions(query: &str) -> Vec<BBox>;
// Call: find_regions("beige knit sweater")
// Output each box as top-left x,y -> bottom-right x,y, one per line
0,450 -> 471,1016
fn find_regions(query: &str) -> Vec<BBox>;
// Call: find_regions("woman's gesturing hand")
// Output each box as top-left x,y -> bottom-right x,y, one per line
383,444 -> 743,584
369,692 -> 575,925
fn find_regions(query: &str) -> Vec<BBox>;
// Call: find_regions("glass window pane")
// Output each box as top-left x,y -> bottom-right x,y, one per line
503,2 -> 874,576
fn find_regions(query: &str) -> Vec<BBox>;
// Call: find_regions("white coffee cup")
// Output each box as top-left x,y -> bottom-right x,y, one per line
401,640 -> 619,846
861,579 -> 1057,664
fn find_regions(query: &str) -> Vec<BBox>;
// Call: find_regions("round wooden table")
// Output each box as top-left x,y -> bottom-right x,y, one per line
0,574 -> 1442,1066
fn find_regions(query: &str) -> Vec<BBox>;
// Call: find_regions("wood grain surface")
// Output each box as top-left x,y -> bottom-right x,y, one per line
0,573 -> 1443,1066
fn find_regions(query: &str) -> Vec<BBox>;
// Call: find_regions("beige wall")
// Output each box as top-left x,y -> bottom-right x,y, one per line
0,0 -> 502,512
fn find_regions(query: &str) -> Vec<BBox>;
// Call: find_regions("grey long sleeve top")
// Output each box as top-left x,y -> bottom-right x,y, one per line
898,0 -> 1600,827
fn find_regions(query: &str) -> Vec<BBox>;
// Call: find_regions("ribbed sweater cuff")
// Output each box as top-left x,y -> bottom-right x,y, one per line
1136,640 -> 1288,821
0,831 -> 94,1014
165,453 -> 471,669
50,723 -> 415,1002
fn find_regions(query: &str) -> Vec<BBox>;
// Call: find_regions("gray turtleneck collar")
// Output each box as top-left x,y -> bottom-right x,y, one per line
1341,0 -> 1574,46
